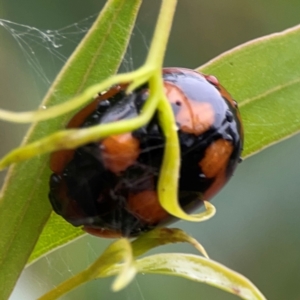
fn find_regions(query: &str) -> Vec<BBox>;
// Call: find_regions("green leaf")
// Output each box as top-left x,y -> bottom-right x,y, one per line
134,253 -> 266,300
198,24 -> 300,157
0,0 -> 141,298
99,252 -> 266,299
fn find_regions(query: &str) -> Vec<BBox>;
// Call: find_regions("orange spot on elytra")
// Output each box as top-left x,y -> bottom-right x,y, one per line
50,85 -> 127,174
50,150 -> 75,174
199,139 -> 233,199
101,133 -> 140,173
128,190 -> 169,224
164,82 -> 215,135
200,139 -> 233,178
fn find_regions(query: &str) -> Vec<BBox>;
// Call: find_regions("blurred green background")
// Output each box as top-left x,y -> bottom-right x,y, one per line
1,0 -> 300,299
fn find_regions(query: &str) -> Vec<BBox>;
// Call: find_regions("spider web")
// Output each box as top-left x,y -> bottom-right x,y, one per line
10,234 -> 149,300
0,14 -> 142,91
0,14 -> 151,300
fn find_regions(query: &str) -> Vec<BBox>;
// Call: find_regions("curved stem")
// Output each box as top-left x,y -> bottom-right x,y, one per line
0,0 -> 177,124
0,89 -> 160,170
157,89 -> 217,222
37,1 -> 179,298
0,68 -> 150,123
0,0 -> 178,169
146,0 -> 177,66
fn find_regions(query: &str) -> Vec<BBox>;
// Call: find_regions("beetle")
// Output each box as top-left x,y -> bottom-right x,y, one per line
49,67 -> 243,238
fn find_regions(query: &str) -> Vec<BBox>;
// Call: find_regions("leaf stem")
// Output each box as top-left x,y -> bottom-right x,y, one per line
38,269 -> 90,300
0,0 -> 177,124
146,0 -> 177,66
37,0 -> 178,297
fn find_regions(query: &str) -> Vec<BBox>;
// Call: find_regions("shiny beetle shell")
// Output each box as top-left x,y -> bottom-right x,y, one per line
49,68 -> 244,238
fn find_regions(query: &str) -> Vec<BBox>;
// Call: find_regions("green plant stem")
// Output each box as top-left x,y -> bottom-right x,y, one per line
145,0 -> 177,66
0,0 -> 176,124
38,269 -> 91,300
0,0 -> 178,170
38,1 -> 178,298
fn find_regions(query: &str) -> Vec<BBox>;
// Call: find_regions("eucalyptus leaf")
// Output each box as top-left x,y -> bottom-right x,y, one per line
198,24 -> 300,157
0,0 -> 141,298
135,254 -> 266,300
100,253 -> 266,299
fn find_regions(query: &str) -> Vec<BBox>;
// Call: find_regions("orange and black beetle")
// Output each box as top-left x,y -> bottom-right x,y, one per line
49,68 -> 243,238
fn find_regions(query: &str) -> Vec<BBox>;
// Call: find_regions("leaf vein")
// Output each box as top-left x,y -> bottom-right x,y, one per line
240,77 -> 300,107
